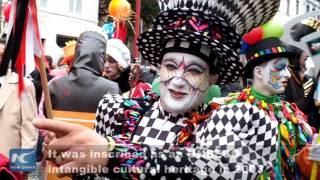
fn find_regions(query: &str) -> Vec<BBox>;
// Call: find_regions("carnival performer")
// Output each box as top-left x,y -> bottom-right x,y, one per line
103,38 -> 131,94
35,0 -> 281,179
220,23 -> 314,179
123,63 -> 151,98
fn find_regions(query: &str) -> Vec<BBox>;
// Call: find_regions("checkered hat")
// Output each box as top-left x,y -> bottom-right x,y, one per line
138,0 -> 280,84
138,12 -> 241,84
158,0 -> 281,35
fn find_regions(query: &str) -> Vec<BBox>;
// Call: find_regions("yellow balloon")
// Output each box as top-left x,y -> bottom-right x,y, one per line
108,0 -> 132,21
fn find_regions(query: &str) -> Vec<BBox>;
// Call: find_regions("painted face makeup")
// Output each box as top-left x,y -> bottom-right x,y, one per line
103,56 -> 121,80
159,52 -> 211,114
261,57 -> 291,95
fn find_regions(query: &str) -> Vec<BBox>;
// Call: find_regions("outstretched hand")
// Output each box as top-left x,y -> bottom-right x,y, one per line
33,118 -> 109,177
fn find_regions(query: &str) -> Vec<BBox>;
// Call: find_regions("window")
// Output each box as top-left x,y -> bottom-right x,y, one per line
69,0 -> 82,14
307,5 -> 310,12
296,0 -> 299,14
39,0 -> 47,8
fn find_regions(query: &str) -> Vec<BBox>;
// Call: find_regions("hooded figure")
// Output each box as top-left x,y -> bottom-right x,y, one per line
49,31 -> 120,113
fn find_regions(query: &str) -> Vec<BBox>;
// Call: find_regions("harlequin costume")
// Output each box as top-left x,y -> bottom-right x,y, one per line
222,88 -> 313,179
221,26 -> 314,179
91,0 -> 281,179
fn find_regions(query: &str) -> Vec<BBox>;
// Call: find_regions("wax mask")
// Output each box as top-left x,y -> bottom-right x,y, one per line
259,57 -> 291,95
159,52 -> 211,114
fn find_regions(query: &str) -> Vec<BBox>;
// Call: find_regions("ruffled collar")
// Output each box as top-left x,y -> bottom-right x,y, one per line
157,100 -> 207,120
251,87 -> 277,104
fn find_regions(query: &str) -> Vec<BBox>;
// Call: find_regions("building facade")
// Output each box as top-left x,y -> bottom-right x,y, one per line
275,0 -> 320,23
0,0 -> 99,73
36,0 -> 99,66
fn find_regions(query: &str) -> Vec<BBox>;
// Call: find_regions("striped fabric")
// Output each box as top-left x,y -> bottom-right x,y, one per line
248,46 -> 286,61
303,78 -> 314,97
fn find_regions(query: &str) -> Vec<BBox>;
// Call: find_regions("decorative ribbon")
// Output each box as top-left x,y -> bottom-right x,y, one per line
168,16 -> 223,41
248,46 -> 286,61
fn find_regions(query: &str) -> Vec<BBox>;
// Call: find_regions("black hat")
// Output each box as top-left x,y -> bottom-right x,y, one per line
244,38 -> 295,79
291,18 -> 320,42
137,0 -> 280,85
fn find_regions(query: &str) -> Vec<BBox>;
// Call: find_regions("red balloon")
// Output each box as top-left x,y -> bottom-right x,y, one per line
2,2 -> 11,22
242,27 -> 264,45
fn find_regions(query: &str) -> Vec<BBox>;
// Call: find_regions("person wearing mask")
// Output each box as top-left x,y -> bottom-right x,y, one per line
36,0 -> 282,179
123,63 -> 151,98
220,24 -> 315,179
103,38 -> 131,94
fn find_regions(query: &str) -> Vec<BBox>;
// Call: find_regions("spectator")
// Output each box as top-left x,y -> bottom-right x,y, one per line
284,45 -> 315,113
123,63 -> 151,98
29,55 -> 54,105
0,40 -> 38,157
49,30 -> 120,113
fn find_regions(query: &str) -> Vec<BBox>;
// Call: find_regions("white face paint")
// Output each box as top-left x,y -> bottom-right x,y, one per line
258,57 -> 291,95
159,52 -> 211,114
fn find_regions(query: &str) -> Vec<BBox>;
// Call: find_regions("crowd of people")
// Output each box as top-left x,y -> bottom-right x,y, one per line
1,0 -> 320,179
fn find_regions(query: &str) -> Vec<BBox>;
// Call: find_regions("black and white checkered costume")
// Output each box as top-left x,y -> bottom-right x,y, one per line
96,94 -> 278,179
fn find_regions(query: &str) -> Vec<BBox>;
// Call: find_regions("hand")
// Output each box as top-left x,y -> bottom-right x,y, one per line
309,134 -> 320,162
33,118 -> 109,177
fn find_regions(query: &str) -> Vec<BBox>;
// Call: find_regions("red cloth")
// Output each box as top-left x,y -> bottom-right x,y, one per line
296,145 -> 320,179
0,153 -> 24,180
131,82 -> 151,98
113,21 -> 127,42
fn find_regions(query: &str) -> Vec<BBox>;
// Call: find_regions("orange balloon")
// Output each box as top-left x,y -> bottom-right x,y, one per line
108,0 -> 132,21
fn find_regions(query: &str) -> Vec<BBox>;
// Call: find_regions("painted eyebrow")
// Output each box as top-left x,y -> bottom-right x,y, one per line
273,61 -> 288,68
273,58 -> 288,65
185,63 -> 206,71
163,58 -> 179,65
